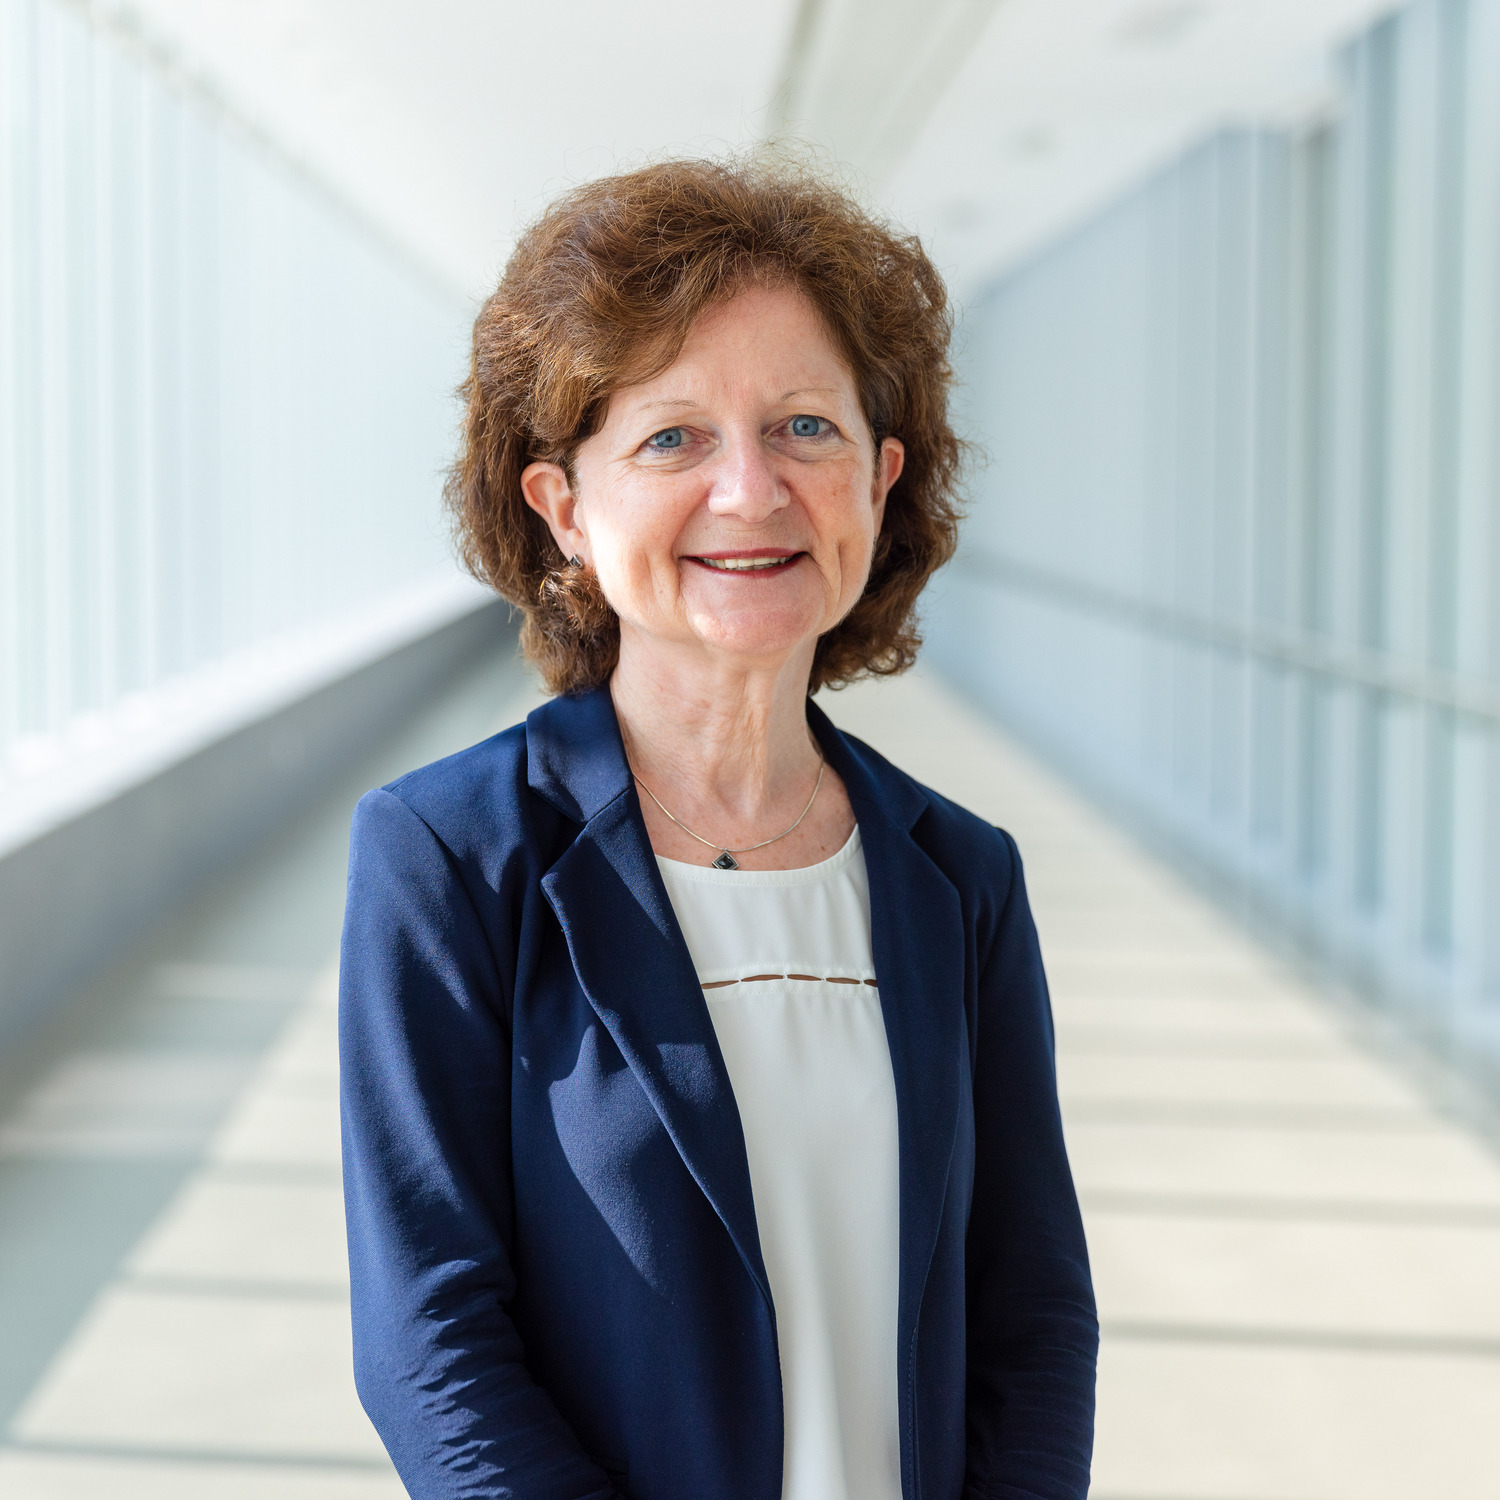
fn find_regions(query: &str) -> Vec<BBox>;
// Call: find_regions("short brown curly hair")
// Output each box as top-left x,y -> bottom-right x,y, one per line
445,155 -> 963,696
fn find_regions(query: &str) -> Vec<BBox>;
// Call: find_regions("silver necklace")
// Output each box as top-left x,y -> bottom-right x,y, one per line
632,753 -> 826,870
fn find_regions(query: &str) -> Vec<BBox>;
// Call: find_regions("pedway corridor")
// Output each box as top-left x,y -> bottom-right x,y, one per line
2,651 -> 1498,1500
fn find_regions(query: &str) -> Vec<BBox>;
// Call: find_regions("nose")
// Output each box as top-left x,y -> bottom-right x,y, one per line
705,434 -> 787,524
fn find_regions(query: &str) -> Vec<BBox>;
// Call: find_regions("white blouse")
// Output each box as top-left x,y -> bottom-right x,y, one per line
655,829 -> 902,1500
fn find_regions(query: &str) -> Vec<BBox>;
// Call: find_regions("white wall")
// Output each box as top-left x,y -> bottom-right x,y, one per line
931,0 -> 1500,1069
0,0 -> 470,783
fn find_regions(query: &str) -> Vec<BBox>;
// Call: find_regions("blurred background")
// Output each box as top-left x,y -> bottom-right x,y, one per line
3,0 -> 1500,1496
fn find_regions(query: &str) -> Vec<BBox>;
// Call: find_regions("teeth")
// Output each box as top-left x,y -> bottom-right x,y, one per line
698,556 -> 792,571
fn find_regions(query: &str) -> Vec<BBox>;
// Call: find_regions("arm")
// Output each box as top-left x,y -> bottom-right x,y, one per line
340,788 -> 617,1500
964,830 -> 1098,1500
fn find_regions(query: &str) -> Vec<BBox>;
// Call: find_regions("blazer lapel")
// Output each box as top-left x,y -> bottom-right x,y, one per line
527,690 -> 771,1305
809,701 -> 966,1335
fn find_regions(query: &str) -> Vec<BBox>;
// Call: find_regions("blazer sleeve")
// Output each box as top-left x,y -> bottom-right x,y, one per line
963,829 -> 1098,1500
339,788 -> 618,1500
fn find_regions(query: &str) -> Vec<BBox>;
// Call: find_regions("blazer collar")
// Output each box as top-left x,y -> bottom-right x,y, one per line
525,686 -> 633,824
804,696 -> 927,832
526,687 -> 965,1332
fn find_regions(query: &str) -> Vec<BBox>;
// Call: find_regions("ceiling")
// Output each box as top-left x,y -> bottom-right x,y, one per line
866,0 -> 1402,295
93,0 -> 1401,306
94,0 -> 800,297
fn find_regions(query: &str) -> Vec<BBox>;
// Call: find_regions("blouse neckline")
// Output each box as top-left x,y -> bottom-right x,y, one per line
654,826 -> 862,888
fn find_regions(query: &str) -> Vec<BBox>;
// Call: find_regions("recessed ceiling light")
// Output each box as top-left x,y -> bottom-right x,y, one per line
1115,0 -> 1208,46
1013,126 -> 1056,157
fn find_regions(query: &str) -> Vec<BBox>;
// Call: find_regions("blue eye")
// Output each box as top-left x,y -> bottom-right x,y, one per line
789,415 -> 827,437
647,427 -> 685,450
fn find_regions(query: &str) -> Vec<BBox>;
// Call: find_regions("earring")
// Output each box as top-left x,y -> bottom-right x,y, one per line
568,555 -> 583,569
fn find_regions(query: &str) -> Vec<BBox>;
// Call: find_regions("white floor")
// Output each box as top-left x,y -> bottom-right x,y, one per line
831,673 -> 1500,1500
2,664 -> 1498,1498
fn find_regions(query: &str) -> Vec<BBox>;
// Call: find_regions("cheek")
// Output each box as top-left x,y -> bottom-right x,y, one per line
821,475 -> 879,559
583,484 -> 693,595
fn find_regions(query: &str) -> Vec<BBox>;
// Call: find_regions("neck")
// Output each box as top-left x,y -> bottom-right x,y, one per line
609,628 -> 820,828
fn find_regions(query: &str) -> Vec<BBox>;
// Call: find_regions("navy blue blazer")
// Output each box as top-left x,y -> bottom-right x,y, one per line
339,685 -> 1096,1500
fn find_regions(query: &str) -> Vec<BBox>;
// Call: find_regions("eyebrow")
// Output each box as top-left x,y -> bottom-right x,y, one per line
636,387 -> 841,413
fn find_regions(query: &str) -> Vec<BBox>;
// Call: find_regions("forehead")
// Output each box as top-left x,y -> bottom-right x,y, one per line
610,284 -> 857,412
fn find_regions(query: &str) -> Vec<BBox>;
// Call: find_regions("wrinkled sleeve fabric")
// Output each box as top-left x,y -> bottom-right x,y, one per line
339,787 -> 616,1500
964,829 -> 1098,1500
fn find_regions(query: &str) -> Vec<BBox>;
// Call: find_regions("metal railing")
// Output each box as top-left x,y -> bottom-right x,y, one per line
957,550 -> 1500,724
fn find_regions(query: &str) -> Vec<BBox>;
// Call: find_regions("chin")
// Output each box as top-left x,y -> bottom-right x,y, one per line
679,574 -> 832,659
687,610 -> 825,665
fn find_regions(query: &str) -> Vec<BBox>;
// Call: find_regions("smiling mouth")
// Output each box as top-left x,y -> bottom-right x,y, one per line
688,553 -> 804,573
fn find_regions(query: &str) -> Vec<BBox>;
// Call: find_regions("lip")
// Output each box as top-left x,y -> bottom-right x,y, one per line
688,548 -> 801,560
684,548 -> 806,576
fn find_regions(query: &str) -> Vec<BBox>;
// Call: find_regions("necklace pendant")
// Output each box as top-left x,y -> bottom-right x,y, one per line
711,850 -> 739,871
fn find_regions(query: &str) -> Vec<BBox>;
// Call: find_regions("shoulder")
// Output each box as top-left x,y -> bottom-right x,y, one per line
382,721 -> 529,825
350,686 -> 626,876
351,721 -> 555,876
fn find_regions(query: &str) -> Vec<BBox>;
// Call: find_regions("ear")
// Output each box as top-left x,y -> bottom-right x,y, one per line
871,437 -> 905,533
521,461 -> 587,564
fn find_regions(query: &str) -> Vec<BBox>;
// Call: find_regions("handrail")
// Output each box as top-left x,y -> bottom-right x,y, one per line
955,549 -> 1500,723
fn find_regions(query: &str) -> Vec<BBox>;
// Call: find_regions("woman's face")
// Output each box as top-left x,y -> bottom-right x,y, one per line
522,284 -> 904,673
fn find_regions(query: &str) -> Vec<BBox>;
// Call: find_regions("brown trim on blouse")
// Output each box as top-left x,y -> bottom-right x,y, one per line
700,973 -> 880,991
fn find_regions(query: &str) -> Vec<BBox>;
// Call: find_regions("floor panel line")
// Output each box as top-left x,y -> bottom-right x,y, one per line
0,1437 -> 392,1473
1079,1190 -> 1500,1225
1101,1319 -> 1500,1359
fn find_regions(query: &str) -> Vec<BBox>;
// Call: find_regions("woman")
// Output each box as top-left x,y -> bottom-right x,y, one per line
340,158 -> 1097,1500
